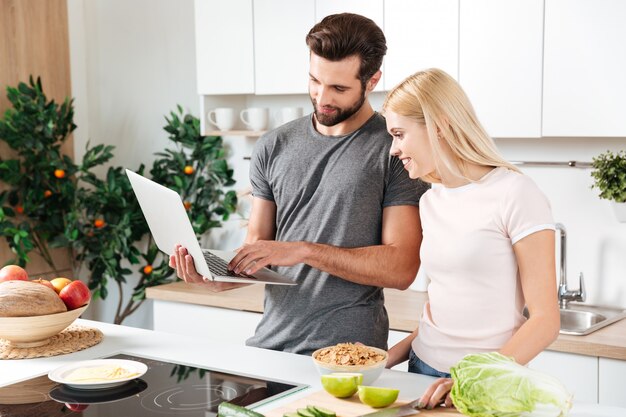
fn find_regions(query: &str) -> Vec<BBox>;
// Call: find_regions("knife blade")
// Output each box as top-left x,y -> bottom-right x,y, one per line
357,399 -> 421,417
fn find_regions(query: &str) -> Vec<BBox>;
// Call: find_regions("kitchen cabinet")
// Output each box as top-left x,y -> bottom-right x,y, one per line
528,350 -> 598,403
152,299 -> 262,346
599,357 -> 626,407
194,0 -> 254,95
543,0 -> 626,137
459,0 -> 543,138
315,0 -> 385,92
253,0 -> 314,95
384,0 -> 459,90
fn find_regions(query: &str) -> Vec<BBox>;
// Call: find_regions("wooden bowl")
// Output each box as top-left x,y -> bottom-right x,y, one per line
0,303 -> 89,348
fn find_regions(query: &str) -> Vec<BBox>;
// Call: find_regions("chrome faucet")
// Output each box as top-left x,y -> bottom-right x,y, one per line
555,223 -> 585,309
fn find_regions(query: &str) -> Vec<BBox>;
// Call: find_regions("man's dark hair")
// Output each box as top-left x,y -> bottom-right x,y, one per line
305,13 -> 387,88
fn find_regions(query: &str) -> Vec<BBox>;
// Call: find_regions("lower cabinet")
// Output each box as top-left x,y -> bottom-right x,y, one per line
152,300 -> 262,346
528,350 -> 598,403
599,358 -> 626,407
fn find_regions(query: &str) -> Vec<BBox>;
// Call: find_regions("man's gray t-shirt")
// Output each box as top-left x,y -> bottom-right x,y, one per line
246,113 -> 429,355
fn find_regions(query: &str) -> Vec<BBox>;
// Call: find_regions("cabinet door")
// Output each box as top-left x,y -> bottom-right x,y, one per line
315,0 -> 385,92
384,0 -> 459,90
459,0 -> 543,138
543,0 -> 626,137
153,300 -> 262,345
599,358 -> 626,407
254,0 -> 314,95
194,0 -> 254,94
528,350 -> 598,403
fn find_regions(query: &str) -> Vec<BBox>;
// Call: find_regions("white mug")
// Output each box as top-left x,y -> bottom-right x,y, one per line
240,107 -> 269,131
277,107 -> 303,125
207,108 -> 236,131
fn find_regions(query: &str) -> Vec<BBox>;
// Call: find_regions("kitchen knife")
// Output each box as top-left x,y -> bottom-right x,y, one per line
357,399 -> 421,417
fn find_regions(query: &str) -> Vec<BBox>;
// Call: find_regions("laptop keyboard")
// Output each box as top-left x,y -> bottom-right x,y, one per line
203,251 -> 251,278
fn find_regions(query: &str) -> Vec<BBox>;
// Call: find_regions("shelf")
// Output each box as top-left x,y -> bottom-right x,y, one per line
206,130 -> 266,137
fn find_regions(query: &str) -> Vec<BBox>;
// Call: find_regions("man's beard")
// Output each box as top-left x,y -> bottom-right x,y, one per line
311,89 -> 366,127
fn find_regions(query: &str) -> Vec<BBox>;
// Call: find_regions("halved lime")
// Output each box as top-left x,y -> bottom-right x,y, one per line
330,372 -> 364,386
357,385 -> 400,408
320,374 -> 359,398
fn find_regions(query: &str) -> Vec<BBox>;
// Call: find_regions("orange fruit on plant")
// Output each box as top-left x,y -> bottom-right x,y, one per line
183,201 -> 192,211
44,190 -> 52,198
143,265 -> 153,275
183,165 -> 194,175
94,219 -> 105,228
50,277 -> 72,294
54,169 -> 66,178
15,205 -> 24,214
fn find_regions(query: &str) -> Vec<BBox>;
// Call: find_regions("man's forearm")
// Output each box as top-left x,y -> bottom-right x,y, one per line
300,242 -> 419,289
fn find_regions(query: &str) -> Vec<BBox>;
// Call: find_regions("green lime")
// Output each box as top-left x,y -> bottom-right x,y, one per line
320,374 -> 359,398
357,385 -> 400,408
330,372 -> 364,386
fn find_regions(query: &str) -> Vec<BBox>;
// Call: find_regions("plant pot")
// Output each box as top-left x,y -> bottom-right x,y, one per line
611,201 -> 626,222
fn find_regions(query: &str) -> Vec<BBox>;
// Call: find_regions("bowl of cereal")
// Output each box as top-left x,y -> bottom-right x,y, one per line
312,343 -> 388,385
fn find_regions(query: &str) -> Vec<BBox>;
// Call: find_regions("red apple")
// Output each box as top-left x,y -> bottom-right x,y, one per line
59,280 -> 91,310
32,278 -> 55,292
0,265 -> 29,282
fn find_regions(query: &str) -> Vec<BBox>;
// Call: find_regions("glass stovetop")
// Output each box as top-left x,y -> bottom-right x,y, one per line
0,353 -> 307,416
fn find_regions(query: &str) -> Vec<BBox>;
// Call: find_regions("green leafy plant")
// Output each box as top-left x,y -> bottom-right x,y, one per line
0,76 -> 113,270
591,150 -> 626,203
67,106 -> 237,324
1,78 -> 237,324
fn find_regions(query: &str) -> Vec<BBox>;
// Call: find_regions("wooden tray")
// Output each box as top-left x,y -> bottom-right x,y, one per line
265,390 -> 461,417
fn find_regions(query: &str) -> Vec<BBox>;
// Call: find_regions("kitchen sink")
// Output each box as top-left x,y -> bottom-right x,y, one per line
523,304 -> 626,335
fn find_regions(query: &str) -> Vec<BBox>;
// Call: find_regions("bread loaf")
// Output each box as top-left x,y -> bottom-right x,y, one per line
0,280 -> 67,317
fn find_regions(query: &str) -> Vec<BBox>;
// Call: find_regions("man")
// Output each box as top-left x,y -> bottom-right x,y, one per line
171,13 -> 429,355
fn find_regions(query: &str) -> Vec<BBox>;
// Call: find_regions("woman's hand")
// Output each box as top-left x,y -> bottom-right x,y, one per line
419,378 -> 454,409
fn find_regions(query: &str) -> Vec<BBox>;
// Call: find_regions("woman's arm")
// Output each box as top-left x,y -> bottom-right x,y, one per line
386,327 -> 418,368
499,229 -> 560,364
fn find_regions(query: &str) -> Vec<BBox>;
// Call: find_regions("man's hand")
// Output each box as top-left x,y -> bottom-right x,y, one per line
170,245 -> 244,291
228,240 -> 306,275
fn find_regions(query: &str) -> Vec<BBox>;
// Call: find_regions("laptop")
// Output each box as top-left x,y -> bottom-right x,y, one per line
125,169 -> 295,285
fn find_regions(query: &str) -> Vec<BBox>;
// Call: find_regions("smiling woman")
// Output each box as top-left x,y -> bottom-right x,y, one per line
382,68 -> 560,410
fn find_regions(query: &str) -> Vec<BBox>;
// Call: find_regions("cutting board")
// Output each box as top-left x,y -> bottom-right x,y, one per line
265,390 -> 462,417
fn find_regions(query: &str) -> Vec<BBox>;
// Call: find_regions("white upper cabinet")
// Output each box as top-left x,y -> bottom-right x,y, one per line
543,0 -> 626,137
459,0 -> 544,138
194,0 -> 254,95
315,0 -> 385,92
384,0 -> 459,90
253,0 -> 314,95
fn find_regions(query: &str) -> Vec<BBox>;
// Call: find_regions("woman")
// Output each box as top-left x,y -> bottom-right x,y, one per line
383,68 -> 560,409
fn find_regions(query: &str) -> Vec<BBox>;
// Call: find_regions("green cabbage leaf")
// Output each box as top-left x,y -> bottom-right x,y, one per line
450,352 -> 572,417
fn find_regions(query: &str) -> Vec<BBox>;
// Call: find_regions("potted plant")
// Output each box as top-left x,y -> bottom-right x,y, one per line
591,150 -> 626,222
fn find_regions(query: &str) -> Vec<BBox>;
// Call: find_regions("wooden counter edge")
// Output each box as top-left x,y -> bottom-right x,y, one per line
146,282 -> 626,360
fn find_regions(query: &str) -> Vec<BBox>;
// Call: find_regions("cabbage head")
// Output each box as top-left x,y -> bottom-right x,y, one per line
450,352 -> 572,417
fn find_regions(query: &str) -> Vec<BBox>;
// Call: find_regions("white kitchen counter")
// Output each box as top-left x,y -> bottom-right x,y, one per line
1,319 -> 624,417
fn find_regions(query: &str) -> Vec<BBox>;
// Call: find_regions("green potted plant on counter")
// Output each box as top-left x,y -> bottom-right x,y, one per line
591,150 -> 626,222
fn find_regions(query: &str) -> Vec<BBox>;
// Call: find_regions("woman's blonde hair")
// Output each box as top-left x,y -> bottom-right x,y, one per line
383,68 -> 520,182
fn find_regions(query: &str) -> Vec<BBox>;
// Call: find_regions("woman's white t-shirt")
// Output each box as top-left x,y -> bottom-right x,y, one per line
412,167 -> 554,373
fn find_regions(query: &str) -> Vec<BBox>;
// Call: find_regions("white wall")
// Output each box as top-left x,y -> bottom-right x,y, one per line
68,0 -> 626,329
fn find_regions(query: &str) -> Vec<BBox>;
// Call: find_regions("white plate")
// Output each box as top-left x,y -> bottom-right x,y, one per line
48,359 -> 148,390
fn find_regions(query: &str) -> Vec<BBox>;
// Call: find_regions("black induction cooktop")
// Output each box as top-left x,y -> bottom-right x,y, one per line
0,353 -> 307,416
